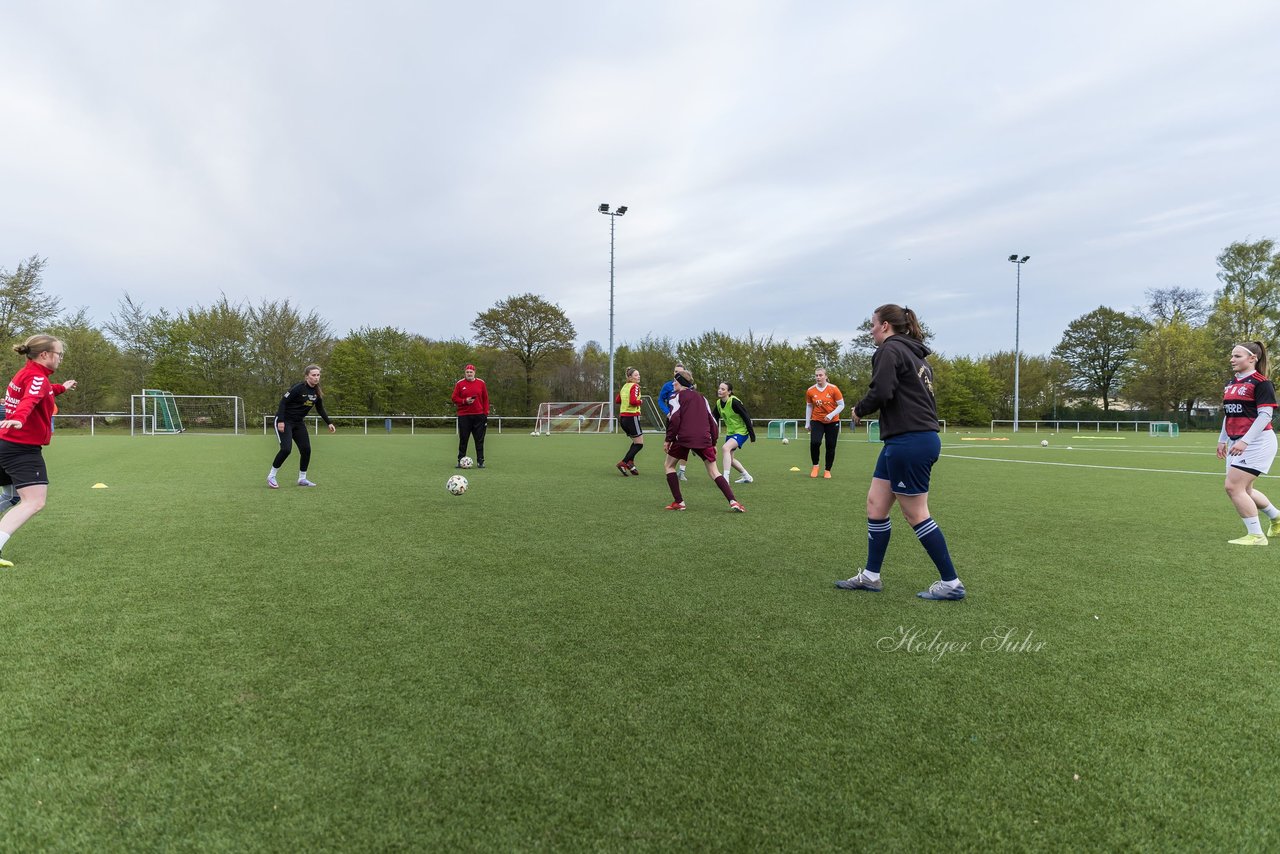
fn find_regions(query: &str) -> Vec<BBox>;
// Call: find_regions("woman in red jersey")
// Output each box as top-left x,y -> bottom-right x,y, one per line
1218,341 -> 1279,546
0,335 -> 77,568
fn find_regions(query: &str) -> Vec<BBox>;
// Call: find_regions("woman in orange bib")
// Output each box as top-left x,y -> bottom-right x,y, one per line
805,367 -> 843,478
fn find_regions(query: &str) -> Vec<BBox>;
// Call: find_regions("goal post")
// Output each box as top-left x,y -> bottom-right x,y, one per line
141,389 -> 182,433
1149,421 -> 1180,437
639,395 -> 664,433
131,392 -> 246,435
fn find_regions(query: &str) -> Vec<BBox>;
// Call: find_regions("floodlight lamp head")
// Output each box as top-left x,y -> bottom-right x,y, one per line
616,205 -> 628,215
598,203 -> 609,213
1020,255 -> 1030,263
1008,254 -> 1019,262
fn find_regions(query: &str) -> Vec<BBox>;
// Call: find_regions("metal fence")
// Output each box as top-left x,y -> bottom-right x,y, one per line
990,419 -> 1177,433
260,415 -> 542,435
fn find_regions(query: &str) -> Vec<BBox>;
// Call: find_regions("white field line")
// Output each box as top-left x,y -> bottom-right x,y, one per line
943,443 -> 1213,458
939,453 -> 1224,477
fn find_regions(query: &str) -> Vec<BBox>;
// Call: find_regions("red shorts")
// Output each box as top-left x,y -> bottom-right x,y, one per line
667,444 -> 716,463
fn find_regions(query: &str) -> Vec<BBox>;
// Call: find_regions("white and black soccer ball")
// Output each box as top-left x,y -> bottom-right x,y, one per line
781,437 -> 790,445
446,474 -> 469,495
459,456 -> 474,469
1041,440 -> 1049,447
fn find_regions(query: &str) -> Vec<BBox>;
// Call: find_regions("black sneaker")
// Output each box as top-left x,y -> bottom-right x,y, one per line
477,462 -> 486,469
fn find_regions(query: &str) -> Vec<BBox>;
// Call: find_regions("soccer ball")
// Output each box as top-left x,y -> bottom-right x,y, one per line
446,474 -> 468,495
1041,440 -> 1049,447
459,456 -> 474,469
530,430 -> 538,436
781,437 -> 790,445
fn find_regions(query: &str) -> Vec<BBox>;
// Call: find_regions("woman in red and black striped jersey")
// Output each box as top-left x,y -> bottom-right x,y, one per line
1218,341 -> 1280,546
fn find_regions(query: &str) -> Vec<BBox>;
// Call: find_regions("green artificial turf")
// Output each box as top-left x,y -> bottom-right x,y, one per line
0,430 -> 1275,851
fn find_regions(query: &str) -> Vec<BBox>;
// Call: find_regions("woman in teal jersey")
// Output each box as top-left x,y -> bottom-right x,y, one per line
715,382 -> 757,484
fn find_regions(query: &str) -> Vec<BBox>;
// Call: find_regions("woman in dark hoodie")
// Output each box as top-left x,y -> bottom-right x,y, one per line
836,304 -> 966,601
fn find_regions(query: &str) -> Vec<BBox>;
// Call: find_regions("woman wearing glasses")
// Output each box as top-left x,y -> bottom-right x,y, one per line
0,334 -> 77,568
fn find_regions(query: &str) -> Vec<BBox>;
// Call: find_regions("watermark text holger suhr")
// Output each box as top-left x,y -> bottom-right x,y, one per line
877,626 -> 1047,663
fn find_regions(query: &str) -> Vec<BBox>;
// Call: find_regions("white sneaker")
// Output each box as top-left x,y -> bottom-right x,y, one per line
678,471 -> 688,481
734,474 -> 753,483
298,478 -> 317,487
267,475 -> 278,489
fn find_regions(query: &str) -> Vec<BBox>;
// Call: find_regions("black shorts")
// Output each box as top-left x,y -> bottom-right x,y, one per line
620,415 -> 643,438
0,439 -> 48,488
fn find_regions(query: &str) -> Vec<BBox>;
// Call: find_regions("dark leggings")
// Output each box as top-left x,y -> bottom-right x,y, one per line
458,414 -> 487,462
809,419 -> 840,470
272,420 -> 312,471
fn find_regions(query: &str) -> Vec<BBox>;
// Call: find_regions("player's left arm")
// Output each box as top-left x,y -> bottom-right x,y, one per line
314,395 -> 337,432
1235,380 -> 1278,451
732,399 -> 756,441
827,390 -> 845,422
1235,406 -> 1276,449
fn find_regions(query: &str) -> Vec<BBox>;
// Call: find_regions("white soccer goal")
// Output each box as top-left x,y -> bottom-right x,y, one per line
535,402 -> 611,434
1149,421 -> 1180,437
534,396 -> 664,434
130,392 -> 247,435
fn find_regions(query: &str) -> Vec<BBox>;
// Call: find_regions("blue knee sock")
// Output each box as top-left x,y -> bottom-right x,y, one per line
866,517 -> 891,572
912,517 -> 957,581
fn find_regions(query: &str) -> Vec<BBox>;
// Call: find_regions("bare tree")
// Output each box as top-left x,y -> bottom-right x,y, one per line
1143,286 -> 1209,324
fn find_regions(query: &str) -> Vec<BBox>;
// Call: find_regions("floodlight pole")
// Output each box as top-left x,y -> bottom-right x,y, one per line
599,203 -> 627,433
1008,255 -> 1030,432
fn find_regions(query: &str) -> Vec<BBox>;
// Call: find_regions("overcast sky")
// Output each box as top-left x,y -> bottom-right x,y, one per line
3,1 -> 1278,359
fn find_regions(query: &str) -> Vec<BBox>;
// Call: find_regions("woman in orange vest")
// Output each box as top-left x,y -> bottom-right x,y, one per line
805,367 -> 844,478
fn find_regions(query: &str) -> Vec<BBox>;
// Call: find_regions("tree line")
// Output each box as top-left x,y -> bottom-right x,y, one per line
3,238 -> 1277,424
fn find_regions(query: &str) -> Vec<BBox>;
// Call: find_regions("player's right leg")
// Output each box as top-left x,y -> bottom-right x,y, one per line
1226,467 -> 1267,543
269,418 -> 293,488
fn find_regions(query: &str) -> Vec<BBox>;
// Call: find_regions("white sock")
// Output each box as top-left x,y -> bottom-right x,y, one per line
1244,516 -> 1263,535
742,470 -> 751,478
862,569 -> 880,581
941,577 -> 962,589
269,468 -> 278,478
1262,504 -> 1280,521
299,471 -> 308,481
0,531 -> 10,552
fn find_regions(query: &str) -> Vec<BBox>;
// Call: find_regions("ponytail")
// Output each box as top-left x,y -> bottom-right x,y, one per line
874,304 -> 924,341
1242,342 -> 1269,377
14,334 -> 62,359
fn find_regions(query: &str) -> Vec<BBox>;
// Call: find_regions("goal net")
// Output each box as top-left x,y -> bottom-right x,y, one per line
535,396 -> 664,434
131,391 -> 247,435
1149,421 -> 1180,437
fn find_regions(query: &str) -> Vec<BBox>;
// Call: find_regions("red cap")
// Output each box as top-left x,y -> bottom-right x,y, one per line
465,364 -> 476,371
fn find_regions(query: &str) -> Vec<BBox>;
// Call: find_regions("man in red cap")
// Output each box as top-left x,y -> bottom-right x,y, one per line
451,364 -> 490,468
